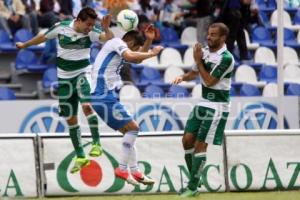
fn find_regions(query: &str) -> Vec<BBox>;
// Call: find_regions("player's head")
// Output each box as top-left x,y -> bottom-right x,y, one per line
122,30 -> 145,51
75,7 -> 98,34
207,23 -> 229,50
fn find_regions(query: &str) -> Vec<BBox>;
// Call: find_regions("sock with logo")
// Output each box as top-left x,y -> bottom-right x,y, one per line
69,125 -> 85,158
119,131 -> 138,171
188,152 -> 206,191
87,113 -> 100,145
184,148 -> 194,174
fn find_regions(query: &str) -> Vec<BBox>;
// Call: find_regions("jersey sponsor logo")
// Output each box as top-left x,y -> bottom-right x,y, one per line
134,104 -> 184,132
233,102 -> 289,129
19,106 -> 67,133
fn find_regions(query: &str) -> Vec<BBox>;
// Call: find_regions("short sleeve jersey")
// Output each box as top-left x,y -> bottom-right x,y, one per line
44,20 -> 102,78
90,38 -> 129,95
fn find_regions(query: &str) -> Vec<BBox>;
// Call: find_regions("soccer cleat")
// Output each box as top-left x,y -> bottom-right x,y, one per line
115,167 -> 139,186
179,187 -> 200,198
89,144 -> 103,157
131,170 -> 155,185
70,157 -> 90,174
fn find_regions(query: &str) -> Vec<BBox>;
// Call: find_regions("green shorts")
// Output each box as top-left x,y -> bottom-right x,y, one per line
184,106 -> 229,145
57,74 -> 91,117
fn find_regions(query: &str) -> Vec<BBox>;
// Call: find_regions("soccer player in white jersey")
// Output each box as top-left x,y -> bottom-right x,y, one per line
91,25 -> 163,186
172,23 -> 234,197
16,7 -> 114,174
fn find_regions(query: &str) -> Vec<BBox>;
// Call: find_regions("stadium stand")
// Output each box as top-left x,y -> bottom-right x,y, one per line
0,87 -> 16,100
143,85 -> 165,98
119,84 -> 142,101
240,83 -> 261,96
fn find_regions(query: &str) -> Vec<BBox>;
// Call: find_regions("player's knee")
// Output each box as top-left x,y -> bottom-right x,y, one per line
182,134 -> 194,149
82,104 -> 93,115
67,116 -> 78,126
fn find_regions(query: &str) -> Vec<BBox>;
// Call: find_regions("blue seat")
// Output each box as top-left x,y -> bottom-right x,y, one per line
259,11 -> 271,27
42,68 -> 58,89
286,83 -> 300,96
256,0 -> 276,12
15,29 -> 43,51
138,67 -> 164,86
293,9 -> 300,25
160,27 -> 188,52
240,83 -> 261,96
0,87 -> 16,100
259,66 -> 277,82
252,26 -> 276,48
230,87 -> 237,96
282,28 -> 300,48
143,85 -> 165,98
0,29 -> 16,52
167,85 -> 189,98
15,49 -> 48,72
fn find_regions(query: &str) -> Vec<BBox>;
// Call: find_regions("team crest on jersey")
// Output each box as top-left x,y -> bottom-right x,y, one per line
71,34 -> 77,41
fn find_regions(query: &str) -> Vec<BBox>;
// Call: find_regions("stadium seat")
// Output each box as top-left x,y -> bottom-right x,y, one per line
254,47 -> 277,66
256,0 -> 276,12
270,10 -> 300,31
283,46 -> 300,65
286,83 -> 300,95
159,47 -> 184,67
130,68 -> 140,85
15,29 -> 44,51
167,85 -> 190,98
244,29 -> 259,50
230,87 -> 237,96
235,64 -> 266,87
252,26 -> 276,48
262,83 -> 278,97
284,64 -> 300,83
119,84 -> 141,100
141,56 -> 161,68
259,11 -> 272,27
180,27 -> 197,46
293,9 -> 300,25
191,84 -> 202,99
0,87 -> 16,100
15,49 -> 48,73
0,29 -> 16,52
143,85 -> 165,98
259,66 -> 277,83
42,67 -> 57,89
280,29 -> 300,48
164,66 -> 195,88
138,67 -> 164,86
240,83 -> 261,96
160,27 -> 188,52
182,47 -> 194,68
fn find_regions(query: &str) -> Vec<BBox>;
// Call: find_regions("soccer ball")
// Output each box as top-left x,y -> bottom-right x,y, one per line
116,9 -> 139,32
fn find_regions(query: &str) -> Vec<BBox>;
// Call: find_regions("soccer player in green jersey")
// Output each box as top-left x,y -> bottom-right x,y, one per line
16,7 -> 114,174
172,23 -> 234,197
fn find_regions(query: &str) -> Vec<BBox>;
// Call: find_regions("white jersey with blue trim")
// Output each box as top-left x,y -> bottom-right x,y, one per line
91,38 -> 129,95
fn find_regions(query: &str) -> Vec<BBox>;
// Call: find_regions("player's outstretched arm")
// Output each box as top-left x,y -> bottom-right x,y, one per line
172,70 -> 198,84
16,34 -> 47,49
122,45 -> 163,63
99,14 -> 114,42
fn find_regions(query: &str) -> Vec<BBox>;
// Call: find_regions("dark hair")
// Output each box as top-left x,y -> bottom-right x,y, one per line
122,30 -> 145,46
77,7 -> 97,21
209,23 -> 229,38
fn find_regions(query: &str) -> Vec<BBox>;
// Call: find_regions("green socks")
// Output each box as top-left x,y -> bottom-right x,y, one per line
184,148 -> 194,173
188,152 -> 206,191
87,114 -> 100,145
69,125 -> 85,158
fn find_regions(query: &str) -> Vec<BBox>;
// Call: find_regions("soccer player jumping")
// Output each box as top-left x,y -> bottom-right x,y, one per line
91,25 -> 163,186
16,7 -> 114,174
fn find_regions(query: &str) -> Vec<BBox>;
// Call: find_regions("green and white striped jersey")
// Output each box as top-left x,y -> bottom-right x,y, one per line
192,45 -> 234,111
44,20 -> 102,79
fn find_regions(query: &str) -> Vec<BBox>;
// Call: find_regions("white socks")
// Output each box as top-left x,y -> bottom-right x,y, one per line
119,131 -> 138,171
